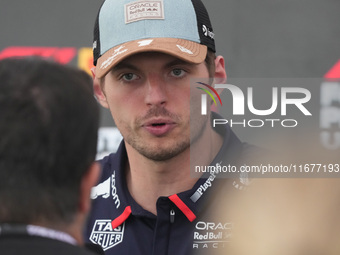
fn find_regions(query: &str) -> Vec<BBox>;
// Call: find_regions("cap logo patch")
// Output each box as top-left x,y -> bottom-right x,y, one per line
176,45 -> 193,55
202,24 -> 215,40
125,0 -> 164,24
100,46 -> 128,69
137,39 -> 153,46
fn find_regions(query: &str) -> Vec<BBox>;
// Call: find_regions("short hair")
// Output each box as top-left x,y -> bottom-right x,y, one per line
0,58 -> 100,225
205,50 -> 217,78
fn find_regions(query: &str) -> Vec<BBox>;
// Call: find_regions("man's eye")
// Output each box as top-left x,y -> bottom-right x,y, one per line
121,73 -> 138,81
171,69 -> 186,77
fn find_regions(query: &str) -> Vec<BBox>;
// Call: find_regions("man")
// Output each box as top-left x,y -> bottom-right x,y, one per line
85,0 -> 251,254
0,58 -> 103,255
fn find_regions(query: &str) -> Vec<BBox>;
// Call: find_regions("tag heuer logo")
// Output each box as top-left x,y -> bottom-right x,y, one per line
90,220 -> 125,251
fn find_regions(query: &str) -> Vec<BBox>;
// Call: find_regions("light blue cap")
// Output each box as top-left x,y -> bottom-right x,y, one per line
93,0 -> 215,78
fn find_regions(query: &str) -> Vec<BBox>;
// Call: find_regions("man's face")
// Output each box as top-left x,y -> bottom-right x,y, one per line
96,52 -> 211,161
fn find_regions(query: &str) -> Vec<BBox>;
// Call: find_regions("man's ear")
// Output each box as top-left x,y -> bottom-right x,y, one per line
92,67 -> 109,109
79,162 -> 101,214
213,56 -> 227,95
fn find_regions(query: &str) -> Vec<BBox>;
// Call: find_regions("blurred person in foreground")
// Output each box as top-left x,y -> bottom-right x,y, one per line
0,58 -> 103,255
216,178 -> 340,255
215,142 -> 340,255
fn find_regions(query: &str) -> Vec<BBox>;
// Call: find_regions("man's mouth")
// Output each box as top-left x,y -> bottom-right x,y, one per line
143,119 -> 176,136
151,123 -> 166,127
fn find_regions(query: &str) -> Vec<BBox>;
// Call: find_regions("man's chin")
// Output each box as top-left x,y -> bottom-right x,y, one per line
140,151 -> 183,162
130,141 -> 190,162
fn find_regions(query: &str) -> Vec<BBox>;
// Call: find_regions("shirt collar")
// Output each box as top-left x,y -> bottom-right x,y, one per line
0,224 -> 77,245
108,113 -> 244,227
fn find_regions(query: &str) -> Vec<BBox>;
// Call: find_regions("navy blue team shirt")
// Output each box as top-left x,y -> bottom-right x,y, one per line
85,114 -> 252,255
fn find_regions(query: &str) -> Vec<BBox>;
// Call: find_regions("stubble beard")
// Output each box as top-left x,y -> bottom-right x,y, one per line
120,107 -> 208,162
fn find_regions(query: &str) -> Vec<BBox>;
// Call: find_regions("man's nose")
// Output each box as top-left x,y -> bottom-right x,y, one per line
144,75 -> 168,107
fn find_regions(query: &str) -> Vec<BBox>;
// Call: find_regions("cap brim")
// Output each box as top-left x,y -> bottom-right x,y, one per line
95,38 -> 207,78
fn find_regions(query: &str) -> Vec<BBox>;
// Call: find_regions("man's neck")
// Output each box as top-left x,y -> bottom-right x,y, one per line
124,124 -> 223,215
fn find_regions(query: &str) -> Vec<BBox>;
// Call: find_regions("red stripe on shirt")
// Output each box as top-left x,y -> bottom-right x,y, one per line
169,194 -> 196,222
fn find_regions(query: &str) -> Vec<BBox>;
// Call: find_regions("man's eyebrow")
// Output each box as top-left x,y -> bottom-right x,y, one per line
111,58 -> 196,73
164,59 -> 197,69
111,62 -> 139,73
